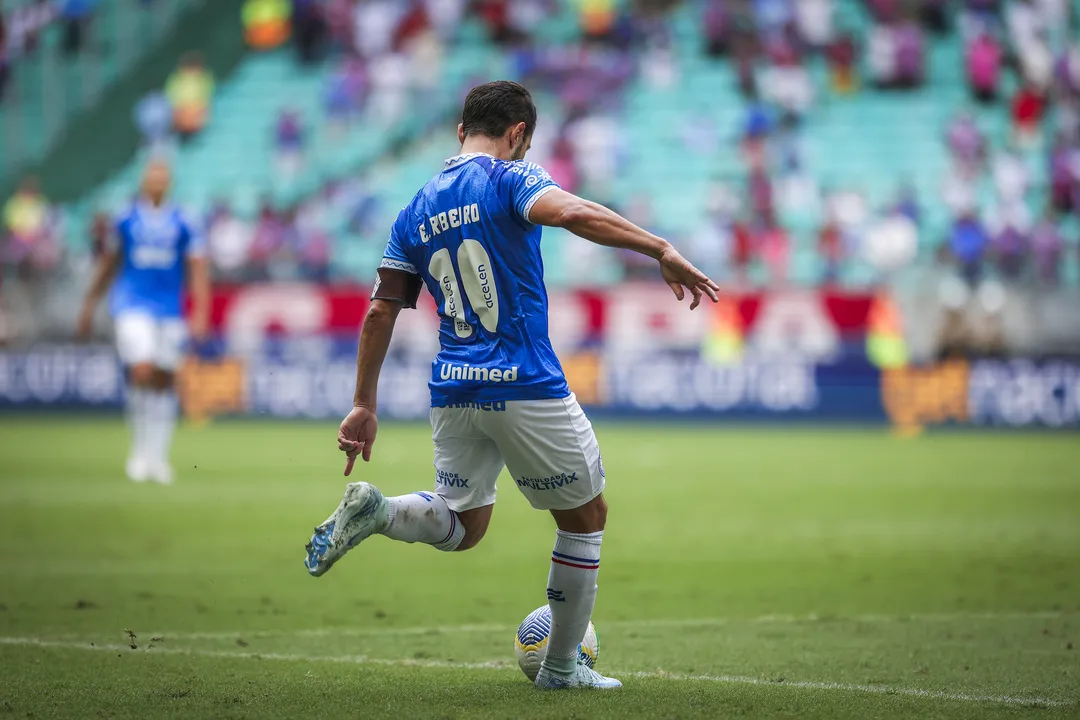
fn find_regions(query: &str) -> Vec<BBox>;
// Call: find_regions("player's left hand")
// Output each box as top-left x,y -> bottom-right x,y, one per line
339,405 -> 378,476
658,248 -> 720,310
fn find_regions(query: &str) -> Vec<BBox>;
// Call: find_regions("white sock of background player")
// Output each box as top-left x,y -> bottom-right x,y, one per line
541,529 -> 603,676
144,390 -> 177,469
379,491 -> 465,552
127,387 -> 150,462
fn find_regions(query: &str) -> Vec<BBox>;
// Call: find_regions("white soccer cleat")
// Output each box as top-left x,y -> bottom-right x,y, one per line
304,482 -> 390,577
126,456 -> 150,483
148,462 -> 174,486
535,662 -> 622,690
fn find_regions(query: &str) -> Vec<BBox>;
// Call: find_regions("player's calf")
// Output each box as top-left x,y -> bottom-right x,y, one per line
540,494 -> 607,681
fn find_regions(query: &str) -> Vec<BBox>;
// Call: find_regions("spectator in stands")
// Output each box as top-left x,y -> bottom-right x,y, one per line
134,91 -> 173,152
921,0 -> 949,34
747,166 -> 775,223
949,212 -> 989,285
864,209 -> 918,279
1011,82 -> 1045,147
323,58 -> 366,135
274,109 -> 305,181
730,215 -> 755,286
244,0 -> 291,51
965,30 -> 1001,103
826,29 -> 858,93
793,0 -> 832,52
946,111 -> 986,174
1049,134 -> 1077,214
892,14 -> 926,88
757,214 -> 790,287
703,0 -> 731,57
761,42 -> 813,118
249,199 -> 285,281
206,201 -> 255,282
545,135 -> 579,194
990,217 -> 1028,281
1029,208 -> 1063,286
1,177 -> 58,275
353,0 -> 401,57
4,1 -> 58,58
866,20 -> 897,88
991,146 -> 1031,216
60,0 -> 96,55
165,53 -> 215,141
733,30 -> 759,97
292,0 -> 325,64
893,183 -> 920,226
295,202 -> 331,282
818,214 -> 844,285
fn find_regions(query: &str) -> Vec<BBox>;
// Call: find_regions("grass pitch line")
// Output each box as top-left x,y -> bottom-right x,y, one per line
149,609 -> 1077,641
0,636 -> 1073,708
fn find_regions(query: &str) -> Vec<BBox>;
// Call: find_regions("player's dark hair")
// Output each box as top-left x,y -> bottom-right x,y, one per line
460,81 -> 537,140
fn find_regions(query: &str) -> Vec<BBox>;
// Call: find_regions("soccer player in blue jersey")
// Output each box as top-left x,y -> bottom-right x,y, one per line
77,160 -> 211,485
304,82 -> 719,689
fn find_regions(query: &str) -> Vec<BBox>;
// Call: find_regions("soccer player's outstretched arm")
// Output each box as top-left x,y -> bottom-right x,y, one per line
338,298 -> 403,475
187,256 -> 212,342
76,248 -> 121,340
528,188 -> 720,310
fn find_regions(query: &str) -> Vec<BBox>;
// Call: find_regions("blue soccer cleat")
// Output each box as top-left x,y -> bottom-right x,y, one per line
304,482 -> 389,577
535,662 -> 622,690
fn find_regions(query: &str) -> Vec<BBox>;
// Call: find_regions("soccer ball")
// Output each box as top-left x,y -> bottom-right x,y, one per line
514,605 -> 599,681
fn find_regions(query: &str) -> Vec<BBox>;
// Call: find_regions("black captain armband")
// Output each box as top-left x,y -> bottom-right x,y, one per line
371,266 -> 423,309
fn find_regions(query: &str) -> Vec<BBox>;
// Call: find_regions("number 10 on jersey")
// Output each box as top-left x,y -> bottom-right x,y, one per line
429,239 -> 500,339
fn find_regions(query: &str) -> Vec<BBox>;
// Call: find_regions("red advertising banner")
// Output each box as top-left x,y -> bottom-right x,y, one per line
198,284 -> 876,358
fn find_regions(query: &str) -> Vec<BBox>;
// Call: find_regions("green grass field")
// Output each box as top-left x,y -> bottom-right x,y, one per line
0,418 -> 1078,719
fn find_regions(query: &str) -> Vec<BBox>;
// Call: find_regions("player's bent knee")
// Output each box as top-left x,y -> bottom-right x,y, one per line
551,493 -> 607,534
129,363 -> 156,387
151,369 -> 176,391
454,505 -> 493,552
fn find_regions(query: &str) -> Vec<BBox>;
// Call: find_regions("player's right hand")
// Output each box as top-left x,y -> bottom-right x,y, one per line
339,405 -> 378,476
76,307 -> 95,341
658,248 -> 720,310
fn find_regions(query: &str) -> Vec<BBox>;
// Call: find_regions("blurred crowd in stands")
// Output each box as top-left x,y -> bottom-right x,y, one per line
3,0 -> 1080,292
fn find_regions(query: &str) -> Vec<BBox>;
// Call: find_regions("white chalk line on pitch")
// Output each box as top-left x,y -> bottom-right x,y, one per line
146,609 -> 1077,641
0,636 -> 1073,708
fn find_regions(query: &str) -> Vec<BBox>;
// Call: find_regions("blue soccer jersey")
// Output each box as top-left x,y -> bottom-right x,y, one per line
109,202 -> 205,319
379,152 -> 569,406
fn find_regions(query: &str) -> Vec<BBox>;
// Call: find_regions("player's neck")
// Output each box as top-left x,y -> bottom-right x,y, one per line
458,139 -> 511,161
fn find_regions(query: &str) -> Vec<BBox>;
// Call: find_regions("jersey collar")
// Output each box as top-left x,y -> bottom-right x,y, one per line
444,152 -> 496,169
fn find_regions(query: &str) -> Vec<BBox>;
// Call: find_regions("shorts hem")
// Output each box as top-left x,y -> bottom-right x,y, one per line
525,480 -> 606,512
439,492 -> 497,514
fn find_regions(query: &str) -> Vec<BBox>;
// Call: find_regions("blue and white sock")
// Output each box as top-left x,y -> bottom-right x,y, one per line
380,491 -> 464,552
144,390 -> 177,468
541,529 -> 603,676
127,387 -> 150,461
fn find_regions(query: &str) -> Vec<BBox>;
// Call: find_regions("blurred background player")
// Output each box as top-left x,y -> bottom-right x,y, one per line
303,81 -> 718,691
76,160 -> 210,485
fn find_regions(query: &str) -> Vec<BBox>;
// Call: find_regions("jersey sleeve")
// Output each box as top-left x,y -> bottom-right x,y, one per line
496,161 -> 560,225
372,217 -> 423,309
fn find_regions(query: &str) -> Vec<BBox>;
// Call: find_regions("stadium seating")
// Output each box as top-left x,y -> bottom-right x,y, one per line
46,0 -> 1080,286
0,0 -> 197,180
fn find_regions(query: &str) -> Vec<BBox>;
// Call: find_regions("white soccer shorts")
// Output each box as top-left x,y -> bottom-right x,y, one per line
429,393 -> 606,512
114,312 -> 187,371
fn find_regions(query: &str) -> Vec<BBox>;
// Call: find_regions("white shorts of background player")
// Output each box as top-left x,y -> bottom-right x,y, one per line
114,312 -> 187,370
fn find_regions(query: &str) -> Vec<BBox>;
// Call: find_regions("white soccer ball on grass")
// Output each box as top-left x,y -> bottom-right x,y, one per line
514,604 -> 599,681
